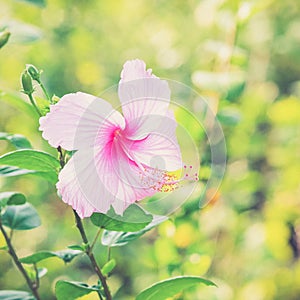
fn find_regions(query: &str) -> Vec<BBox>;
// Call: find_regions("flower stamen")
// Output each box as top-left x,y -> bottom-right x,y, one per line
140,164 -> 198,192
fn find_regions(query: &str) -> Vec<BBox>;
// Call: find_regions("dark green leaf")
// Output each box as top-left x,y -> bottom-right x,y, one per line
91,204 -> 152,232
101,259 -> 116,276
136,276 -> 216,300
226,82 -> 246,102
0,132 -> 32,149
0,290 -> 34,300
20,249 -> 82,264
0,149 -> 60,184
15,0 -> 46,8
0,192 -> 26,207
102,216 -> 167,247
67,244 -> 85,251
1,203 -> 41,230
55,280 -> 100,300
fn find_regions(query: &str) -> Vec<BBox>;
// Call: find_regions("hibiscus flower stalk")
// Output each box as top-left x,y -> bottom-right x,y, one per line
73,211 -> 111,300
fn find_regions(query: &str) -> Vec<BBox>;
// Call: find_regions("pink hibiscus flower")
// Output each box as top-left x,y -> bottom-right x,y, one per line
39,59 -> 188,218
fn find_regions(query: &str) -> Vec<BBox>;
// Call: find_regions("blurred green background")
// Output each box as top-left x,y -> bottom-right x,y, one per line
1,0 -> 300,299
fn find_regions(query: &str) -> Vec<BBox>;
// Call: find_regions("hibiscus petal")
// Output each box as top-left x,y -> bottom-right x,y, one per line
39,92 -> 125,151
57,147 -> 118,218
118,60 -> 171,139
110,141 -> 157,215
127,110 -> 182,171
120,59 -> 156,83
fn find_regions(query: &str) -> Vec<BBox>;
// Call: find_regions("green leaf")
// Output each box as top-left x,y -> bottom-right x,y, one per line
1,203 -> 41,230
91,204 -> 153,232
67,244 -> 85,251
0,132 -> 32,149
55,280 -> 100,300
0,192 -> 26,207
15,0 -> 46,7
0,149 -> 60,183
0,90 -> 37,118
102,216 -> 167,247
0,290 -> 34,300
35,96 -> 50,115
20,249 -> 82,264
136,276 -> 216,300
101,259 -> 116,276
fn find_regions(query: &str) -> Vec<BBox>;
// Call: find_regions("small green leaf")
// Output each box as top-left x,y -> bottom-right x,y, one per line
0,192 -> 26,207
0,149 -> 60,183
91,204 -> 152,232
0,246 -> 8,251
101,216 -> 167,247
0,132 -> 32,149
20,249 -> 82,264
55,280 -> 100,300
15,0 -> 46,7
1,203 -> 41,230
101,259 -> 116,276
35,96 -> 50,115
136,276 -> 216,300
0,290 -> 34,300
67,244 -> 85,251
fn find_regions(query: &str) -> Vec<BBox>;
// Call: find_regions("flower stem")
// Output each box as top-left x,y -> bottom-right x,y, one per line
73,211 -> 112,300
39,82 -> 51,103
27,93 -> 42,117
0,219 -> 41,300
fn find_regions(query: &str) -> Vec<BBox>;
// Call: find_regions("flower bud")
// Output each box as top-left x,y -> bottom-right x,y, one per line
21,70 -> 34,95
0,30 -> 10,49
26,64 -> 41,83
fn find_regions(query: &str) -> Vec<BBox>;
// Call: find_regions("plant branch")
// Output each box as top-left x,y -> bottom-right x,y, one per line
39,82 -> 51,103
73,211 -> 112,300
0,219 -> 41,300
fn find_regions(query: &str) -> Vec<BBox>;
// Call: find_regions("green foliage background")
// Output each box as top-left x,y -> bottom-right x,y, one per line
1,0 -> 300,299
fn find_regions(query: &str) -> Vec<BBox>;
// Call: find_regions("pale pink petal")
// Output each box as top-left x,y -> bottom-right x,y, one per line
56,147 -> 117,218
120,59 -> 156,83
118,60 -> 170,139
126,110 -> 182,171
110,141 -> 156,214
39,92 -> 125,151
